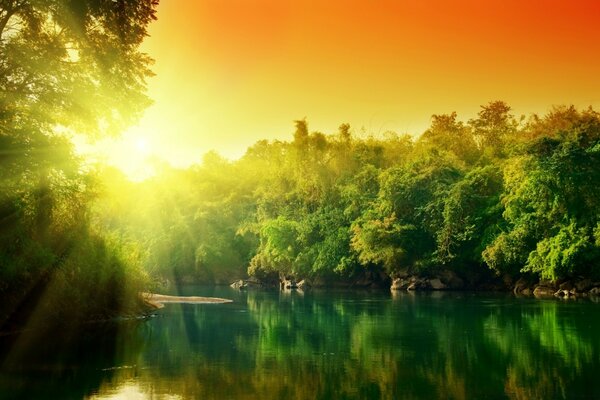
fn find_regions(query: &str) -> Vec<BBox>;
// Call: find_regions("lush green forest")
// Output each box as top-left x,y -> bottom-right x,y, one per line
94,103 -> 600,290
2,1 -> 600,329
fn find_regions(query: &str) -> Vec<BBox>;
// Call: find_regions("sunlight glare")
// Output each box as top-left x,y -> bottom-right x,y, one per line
73,126 -> 159,182
87,381 -> 183,400
134,138 -> 150,155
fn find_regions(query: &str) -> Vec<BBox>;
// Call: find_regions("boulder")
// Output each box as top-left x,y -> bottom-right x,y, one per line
281,278 -> 298,290
297,279 -> 309,289
406,277 -> 429,291
429,278 -> 446,290
554,289 -> 575,299
230,280 -> 247,290
391,278 -> 409,291
513,277 -> 530,295
390,278 -> 406,290
533,285 -> 555,298
539,279 -> 557,289
589,287 -> 600,296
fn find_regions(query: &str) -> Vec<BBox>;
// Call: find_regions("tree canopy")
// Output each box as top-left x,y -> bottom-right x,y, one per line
91,102 -> 600,287
0,0 -> 158,327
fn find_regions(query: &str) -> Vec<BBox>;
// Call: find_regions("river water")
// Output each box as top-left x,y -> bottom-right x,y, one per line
1,286 -> 599,399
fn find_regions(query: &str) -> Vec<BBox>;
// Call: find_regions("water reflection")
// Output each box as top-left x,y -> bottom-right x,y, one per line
1,289 -> 599,399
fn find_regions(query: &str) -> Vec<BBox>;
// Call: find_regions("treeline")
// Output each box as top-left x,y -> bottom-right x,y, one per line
98,102 -> 600,286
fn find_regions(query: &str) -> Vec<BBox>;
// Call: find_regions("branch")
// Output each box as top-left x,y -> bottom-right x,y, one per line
0,1 -> 23,41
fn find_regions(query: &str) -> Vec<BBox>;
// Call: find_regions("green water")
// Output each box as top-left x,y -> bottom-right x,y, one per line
1,287 -> 600,399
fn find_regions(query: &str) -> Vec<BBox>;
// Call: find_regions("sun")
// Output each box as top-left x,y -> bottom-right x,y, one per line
112,134 -> 156,181
134,138 -> 150,155
73,129 -> 159,182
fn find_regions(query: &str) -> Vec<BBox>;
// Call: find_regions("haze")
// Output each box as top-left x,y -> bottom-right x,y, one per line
87,0 -> 600,178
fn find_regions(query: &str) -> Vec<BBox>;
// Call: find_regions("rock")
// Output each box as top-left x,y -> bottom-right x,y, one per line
533,285 -> 555,298
406,277 -> 430,291
554,289 -> 575,299
230,280 -> 247,290
575,279 -> 593,292
392,276 -> 422,290
391,278 -> 409,291
521,288 -> 532,296
429,278 -> 446,290
589,287 -> 600,296
513,277 -> 531,295
281,278 -> 298,290
297,279 -> 309,289
539,279 -> 557,289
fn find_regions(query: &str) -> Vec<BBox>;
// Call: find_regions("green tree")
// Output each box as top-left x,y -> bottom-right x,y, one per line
483,111 -> 600,279
351,151 -> 462,274
419,112 -> 479,164
435,165 -> 503,270
469,101 -> 519,157
0,0 -> 159,325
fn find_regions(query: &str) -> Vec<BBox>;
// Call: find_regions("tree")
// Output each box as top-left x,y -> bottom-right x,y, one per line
419,112 -> 479,164
469,101 -> 518,157
0,0 -> 157,137
0,0 -> 159,325
435,165 -> 503,269
483,111 -> 600,280
351,152 -> 462,274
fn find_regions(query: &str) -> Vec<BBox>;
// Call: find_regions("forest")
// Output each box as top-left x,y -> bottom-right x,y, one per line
92,103 -> 600,291
1,1 -> 600,328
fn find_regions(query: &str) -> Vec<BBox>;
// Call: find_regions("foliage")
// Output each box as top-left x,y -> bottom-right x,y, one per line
90,102 -> 598,285
483,112 -> 600,279
0,0 -> 158,327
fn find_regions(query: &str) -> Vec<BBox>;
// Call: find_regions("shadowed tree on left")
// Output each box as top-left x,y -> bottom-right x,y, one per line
0,0 -> 159,329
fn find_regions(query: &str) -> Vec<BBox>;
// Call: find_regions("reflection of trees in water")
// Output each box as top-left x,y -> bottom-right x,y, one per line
119,293 -> 600,399
7,292 -> 597,399
484,302 -> 597,399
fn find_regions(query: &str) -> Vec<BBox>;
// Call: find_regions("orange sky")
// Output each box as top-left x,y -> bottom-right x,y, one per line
96,0 -> 600,176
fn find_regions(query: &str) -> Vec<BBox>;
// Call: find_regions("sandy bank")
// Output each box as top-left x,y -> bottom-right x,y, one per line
141,293 -> 233,309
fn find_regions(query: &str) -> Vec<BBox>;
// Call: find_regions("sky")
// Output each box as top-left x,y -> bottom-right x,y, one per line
88,0 -> 600,179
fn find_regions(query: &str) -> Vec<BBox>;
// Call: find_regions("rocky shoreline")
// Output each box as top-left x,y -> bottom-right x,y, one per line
229,271 -> 600,300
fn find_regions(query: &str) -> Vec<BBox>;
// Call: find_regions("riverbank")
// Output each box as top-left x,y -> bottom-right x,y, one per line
228,271 -> 600,300
141,293 -> 233,309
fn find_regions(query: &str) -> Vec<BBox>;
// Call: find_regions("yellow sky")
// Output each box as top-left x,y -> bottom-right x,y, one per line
87,0 -> 600,179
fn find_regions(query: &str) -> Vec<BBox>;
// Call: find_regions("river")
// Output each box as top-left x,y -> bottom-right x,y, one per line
1,286 -> 599,399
